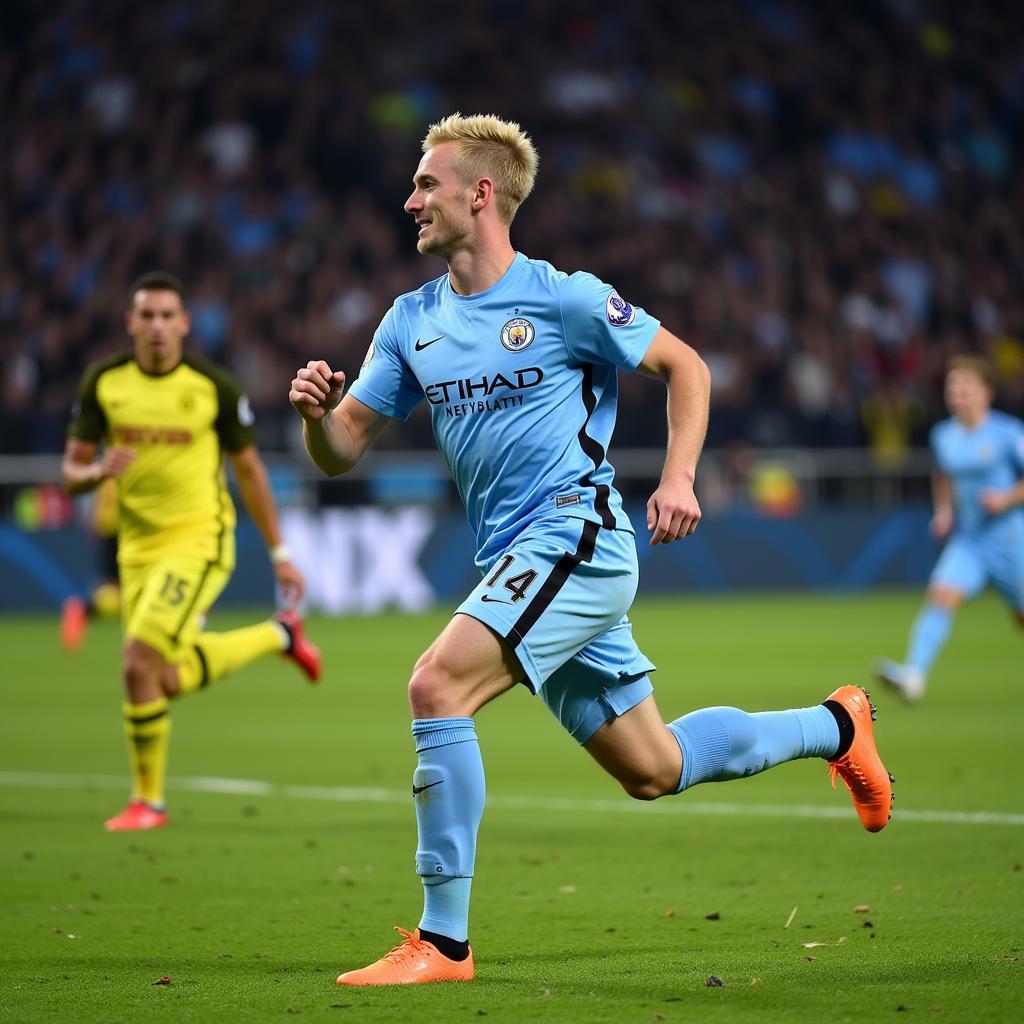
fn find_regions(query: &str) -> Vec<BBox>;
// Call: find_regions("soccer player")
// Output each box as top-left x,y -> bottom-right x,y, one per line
875,357 -> 1024,701
63,272 -> 322,831
289,114 -> 892,986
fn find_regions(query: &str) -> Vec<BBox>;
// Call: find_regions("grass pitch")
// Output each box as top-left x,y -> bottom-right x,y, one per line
1,591 -> 1021,1023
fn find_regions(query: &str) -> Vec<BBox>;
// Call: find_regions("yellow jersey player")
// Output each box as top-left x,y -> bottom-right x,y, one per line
63,271 -> 322,831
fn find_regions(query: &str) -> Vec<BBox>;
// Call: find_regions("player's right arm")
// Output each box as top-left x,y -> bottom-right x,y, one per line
63,359 -> 136,494
289,360 -> 390,476
61,438 -> 135,495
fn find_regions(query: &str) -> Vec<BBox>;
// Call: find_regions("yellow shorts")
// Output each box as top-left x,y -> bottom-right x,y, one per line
121,553 -> 232,660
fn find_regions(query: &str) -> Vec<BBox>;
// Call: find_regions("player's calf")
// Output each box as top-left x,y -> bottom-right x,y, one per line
583,701 -> 684,800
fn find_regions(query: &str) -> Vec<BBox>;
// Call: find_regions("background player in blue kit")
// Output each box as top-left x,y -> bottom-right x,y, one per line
289,114 -> 893,986
876,357 -> 1024,701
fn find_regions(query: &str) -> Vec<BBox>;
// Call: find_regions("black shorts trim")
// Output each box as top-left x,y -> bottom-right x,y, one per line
504,519 -> 600,649
171,561 -> 214,643
194,643 -> 210,688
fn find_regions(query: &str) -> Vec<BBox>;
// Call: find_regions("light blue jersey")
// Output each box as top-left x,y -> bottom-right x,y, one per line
349,252 -> 660,568
929,410 -> 1024,610
931,411 -> 1024,538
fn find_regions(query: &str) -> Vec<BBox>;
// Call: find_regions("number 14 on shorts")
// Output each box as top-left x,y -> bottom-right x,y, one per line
484,555 -> 537,603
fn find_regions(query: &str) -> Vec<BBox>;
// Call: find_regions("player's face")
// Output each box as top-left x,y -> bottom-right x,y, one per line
404,143 -> 475,258
945,368 -> 991,420
126,289 -> 190,372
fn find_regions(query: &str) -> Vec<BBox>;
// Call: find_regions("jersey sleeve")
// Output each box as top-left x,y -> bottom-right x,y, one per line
559,272 -> 661,371
67,363 -> 108,443
1008,417 -> 1024,474
347,305 -> 423,421
211,367 -> 258,453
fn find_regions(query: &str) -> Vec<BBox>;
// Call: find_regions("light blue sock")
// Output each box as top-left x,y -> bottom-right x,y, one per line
906,603 -> 952,675
411,717 -> 485,942
667,705 -> 840,793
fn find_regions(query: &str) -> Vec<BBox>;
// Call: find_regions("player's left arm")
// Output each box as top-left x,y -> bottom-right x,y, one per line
228,445 -> 305,604
635,326 -> 712,545
979,477 -> 1024,515
979,423 -> 1024,516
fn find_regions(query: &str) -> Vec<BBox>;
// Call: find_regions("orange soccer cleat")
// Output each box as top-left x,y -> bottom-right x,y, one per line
275,609 -> 322,683
826,685 -> 894,833
336,928 -> 474,986
60,596 -> 88,652
104,799 -> 168,832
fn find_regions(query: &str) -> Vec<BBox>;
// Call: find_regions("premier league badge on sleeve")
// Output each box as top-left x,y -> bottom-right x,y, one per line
500,317 -> 536,352
237,394 -> 255,426
606,291 -> 636,327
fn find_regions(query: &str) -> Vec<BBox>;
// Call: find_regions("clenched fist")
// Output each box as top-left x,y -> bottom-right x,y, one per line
290,360 -> 347,421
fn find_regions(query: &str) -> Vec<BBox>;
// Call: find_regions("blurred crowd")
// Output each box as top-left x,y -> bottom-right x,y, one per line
2,0 -> 1023,460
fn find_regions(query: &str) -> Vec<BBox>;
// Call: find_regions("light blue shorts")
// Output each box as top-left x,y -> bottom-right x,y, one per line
931,530 -> 1024,610
457,516 -> 655,744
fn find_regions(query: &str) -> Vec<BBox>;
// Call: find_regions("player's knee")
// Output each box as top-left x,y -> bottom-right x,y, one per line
408,659 -> 463,717
613,758 -> 678,801
121,641 -> 167,699
619,772 -> 673,801
926,586 -> 963,612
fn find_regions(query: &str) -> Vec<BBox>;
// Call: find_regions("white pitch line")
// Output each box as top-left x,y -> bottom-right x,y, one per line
1,770 -> 1022,827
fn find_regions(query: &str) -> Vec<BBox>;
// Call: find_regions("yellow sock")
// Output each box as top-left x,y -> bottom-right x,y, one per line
176,621 -> 286,695
123,697 -> 170,807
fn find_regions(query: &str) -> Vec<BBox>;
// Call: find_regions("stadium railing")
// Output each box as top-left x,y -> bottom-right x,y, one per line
0,448 -> 936,515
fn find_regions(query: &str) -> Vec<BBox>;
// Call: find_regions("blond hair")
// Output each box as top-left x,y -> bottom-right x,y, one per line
423,113 -> 539,225
947,355 -> 995,390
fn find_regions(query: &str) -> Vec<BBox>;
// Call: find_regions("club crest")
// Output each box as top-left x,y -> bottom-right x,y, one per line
500,317 -> 535,352
237,394 -> 255,426
606,291 -> 636,327
362,340 -> 376,367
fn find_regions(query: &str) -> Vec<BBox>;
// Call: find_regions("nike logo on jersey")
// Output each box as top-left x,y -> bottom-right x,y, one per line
414,336 -> 445,351
412,780 -> 444,796
480,594 -> 510,604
